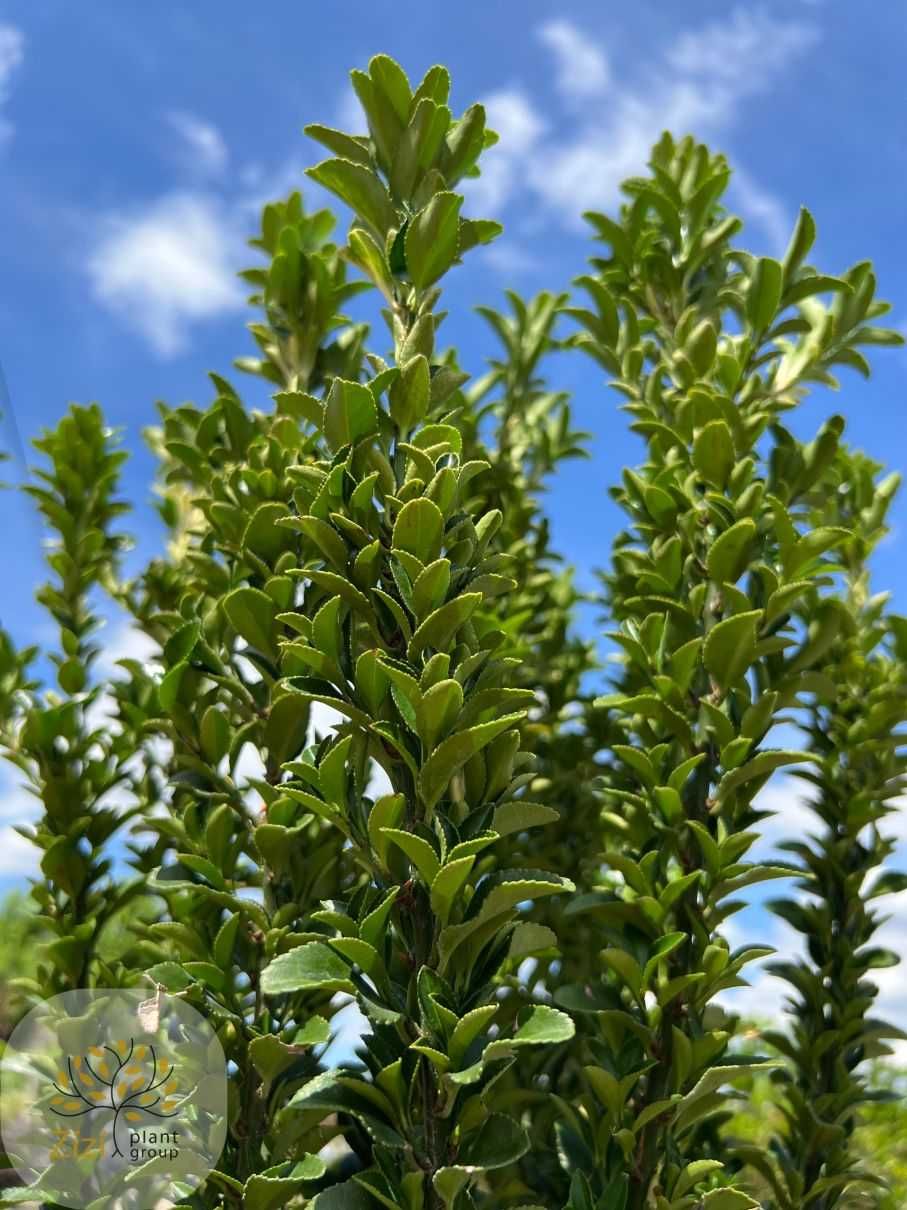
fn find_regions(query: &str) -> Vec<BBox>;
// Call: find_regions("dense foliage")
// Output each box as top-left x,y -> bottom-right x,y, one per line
0,55 -> 904,1210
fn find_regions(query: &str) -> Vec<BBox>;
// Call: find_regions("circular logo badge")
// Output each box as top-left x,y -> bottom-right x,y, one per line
1,988 -> 227,1208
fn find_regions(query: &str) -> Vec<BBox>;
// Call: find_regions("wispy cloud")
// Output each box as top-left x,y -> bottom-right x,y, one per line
718,778 -> 907,1039
0,825 -> 39,878
167,111 -> 229,176
84,8 -> 819,354
718,913 -> 802,1024
86,192 -> 245,356
666,8 -> 815,80
82,111 -> 311,358
469,90 -> 547,214
0,23 -> 24,145
729,166 -> 793,256
0,765 -> 40,881
537,19 -> 611,100
470,9 -> 819,250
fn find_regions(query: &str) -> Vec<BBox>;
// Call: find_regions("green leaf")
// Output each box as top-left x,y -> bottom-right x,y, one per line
391,96 -> 450,199
295,515 -> 349,571
693,420 -> 735,489
510,922 -> 558,959
686,319 -> 718,376
159,661 -> 187,711
782,206 -> 815,280
716,749 -> 809,800
632,1095 -> 681,1133
781,525 -> 850,577
213,910 -> 241,968
304,123 -> 371,166
675,1159 -> 725,1198
250,1024 -> 329,1085
408,592 -> 481,659
348,228 -> 395,300
459,1113 -> 529,1170
307,157 -> 397,234
57,657 -> 86,694
431,854 -> 475,921
416,677 -> 463,750
505,1004 -> 574,1048
164,619 -> 200,665
393,497 -> 445,562
458,217 -> 502,252
244,1158 -> 327,1210
433,1168 -> 472,1207
783,273 -> 849,305
200,705 -> 231,763
243,502 -> 294,564
223,586 -> 278,657
444,103 -> 487,183
601,948 -> 644,1001
678,1061 -> 777,1118
439,870 -> 574,969
359,886 -> 399,949
476,870 -> 574,919
288,1070 -> 405,1148
492,800 -> 559,835
449,1005 -> 498,1067
747,256 -> 784,332
324,378 -> 379,451
707,519 -> 757,583
328,936 -> 382,977
144,960 -> 194,992
262,942 -> 356,996
381,828 -> 441,884
419,711 -> 524,810
701,1191 -> 760,1210
369,53 -> 411,122
703,610 -> 761,690
310,1181 -> 376,1209
405,191 -> 462,289
868,871 -> 907,898
368,793 -> 405,867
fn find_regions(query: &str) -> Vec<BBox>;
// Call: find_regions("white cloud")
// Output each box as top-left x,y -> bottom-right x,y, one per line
666,8 -> 815,80
0,773 -> 38,828
0,23 -> 24,144
86,192 -> 245,356
82,124 -> 311,357
479,240 -> 543,277
719,914 -> 802,1024
0,824 -> 39,877
487,90 -> 547,155
473,8 -> 818,249
96,619 -> 161,675
0,765 -> 40,880
167,111 -> 228,175
717,777 -> 907,1045
730,166 -> 793,255
467,90 -> 547,213
537,19 -> 611,99
749,774 -> 818,860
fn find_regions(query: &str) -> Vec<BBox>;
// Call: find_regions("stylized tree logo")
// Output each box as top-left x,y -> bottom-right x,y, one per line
49,1038 -> 179,1158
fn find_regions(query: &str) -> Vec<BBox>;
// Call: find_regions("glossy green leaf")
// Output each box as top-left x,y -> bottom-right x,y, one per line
261,942 -> 356,996
405,191 -> 462,289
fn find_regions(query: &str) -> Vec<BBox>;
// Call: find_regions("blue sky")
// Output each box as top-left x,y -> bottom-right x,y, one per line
1,2 -> 906,1036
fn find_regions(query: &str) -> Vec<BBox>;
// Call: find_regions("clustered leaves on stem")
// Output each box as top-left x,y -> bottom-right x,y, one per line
753,447 -> 907,1210
0,56 -> 905,1210
559,135 -> 904,1210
